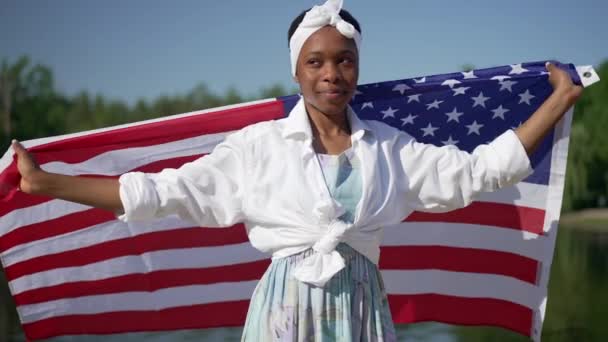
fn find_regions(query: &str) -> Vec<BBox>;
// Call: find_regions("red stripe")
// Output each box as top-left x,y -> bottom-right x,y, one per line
388,294 -> 533,337
29,101 -> 283,165
379,246 -> 538,284
22,300 -> 251,340
21,293 -> 533,340
4,224 -> 249,281
0,100 -> 284,203
407,202 -> 546,234
0,208 -> 116,254
14,259 -> 269,306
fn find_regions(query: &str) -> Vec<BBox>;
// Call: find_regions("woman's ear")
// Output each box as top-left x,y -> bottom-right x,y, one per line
293,75 -> 299,84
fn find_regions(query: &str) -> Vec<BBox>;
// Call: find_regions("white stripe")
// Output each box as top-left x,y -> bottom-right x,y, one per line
19,280 -> 258,324
382,269 -> 542,310
0,199 -> 91,236
382,222 -> 547,261
0,98 -> 276,174
2,215 -> 195,267
531,107 -> 574,342
475,181 -> 547,209
42,131 -> 229,176
9,243 -> 268,295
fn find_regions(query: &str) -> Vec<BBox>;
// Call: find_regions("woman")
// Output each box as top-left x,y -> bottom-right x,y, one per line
11,0 -> 582,341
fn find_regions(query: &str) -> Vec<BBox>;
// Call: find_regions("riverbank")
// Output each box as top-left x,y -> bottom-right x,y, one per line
560,208 -> 608,231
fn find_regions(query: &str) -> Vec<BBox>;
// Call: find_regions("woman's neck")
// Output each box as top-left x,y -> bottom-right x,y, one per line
305,102 -> 351,137
304,102 -> 352,155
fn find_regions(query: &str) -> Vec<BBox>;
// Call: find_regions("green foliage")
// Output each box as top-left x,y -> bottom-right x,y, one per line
563,61 -> 608,211
0,56 -> 297,152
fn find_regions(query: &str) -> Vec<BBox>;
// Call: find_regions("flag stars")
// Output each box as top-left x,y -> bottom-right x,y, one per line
392,83 -> 411,95
445,107 -> 464,123
361,102 -> 374,110
421,123 -> 439,137
407,94 -> 421,103
401,114 -> 418,126
426,99 -> 444,110
466,121 -> 484,135
518,89 -> 535,105
452,87 -> 470,96
491,75 -> 511,82
442,79 -> 461,88
509,63 -> 529,75
381,106 -> 399,119
499,80 -> 517,92
442,135 -> 459,146
352,89 -> 363,99
491,105 -> 510,120
471,92 -> 490,108
461,70 -> 477,79
414,77 -> 426,83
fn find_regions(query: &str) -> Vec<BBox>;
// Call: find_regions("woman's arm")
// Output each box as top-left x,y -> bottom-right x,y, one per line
11,140 -> 123,212
515,62 -> 583,155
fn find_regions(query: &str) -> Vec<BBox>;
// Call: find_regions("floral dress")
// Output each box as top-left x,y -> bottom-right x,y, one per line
241,149 -> 397,341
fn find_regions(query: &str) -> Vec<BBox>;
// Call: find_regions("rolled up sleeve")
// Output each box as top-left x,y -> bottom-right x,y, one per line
400,129 -> 533,213
116,132 -> 247,227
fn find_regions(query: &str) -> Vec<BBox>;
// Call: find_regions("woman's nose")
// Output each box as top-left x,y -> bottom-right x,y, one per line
322,63 -> 341,83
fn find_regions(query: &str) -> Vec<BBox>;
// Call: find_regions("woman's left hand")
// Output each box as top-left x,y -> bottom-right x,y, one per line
546,62 -> 583,106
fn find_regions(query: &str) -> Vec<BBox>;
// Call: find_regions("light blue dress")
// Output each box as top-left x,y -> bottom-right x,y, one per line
241,149 -> 397,341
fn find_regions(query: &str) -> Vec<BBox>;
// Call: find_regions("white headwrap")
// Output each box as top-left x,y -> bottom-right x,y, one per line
289,0 -> 362,76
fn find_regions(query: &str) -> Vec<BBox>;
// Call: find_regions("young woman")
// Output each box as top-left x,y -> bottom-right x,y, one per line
11,0 -> 582,340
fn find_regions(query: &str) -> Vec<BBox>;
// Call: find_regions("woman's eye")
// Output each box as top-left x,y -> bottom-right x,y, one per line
307,59 -> 320,66
341,58 -> 354,65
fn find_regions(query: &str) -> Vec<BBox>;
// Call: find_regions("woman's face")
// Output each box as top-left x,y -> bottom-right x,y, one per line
295,26 -> 359,117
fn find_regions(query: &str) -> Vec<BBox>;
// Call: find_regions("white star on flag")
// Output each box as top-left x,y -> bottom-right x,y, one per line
491,75 -> 511,82
466,120 -> 484,135
452,87 -> 470,96
499,80 -> 517,92
442,79 -> 461,88
461,70 -> 477,79
426,99 -> 444,110
381,106 -> 399,119
518,89 -> 535,105
407,94 -> 421,103
445,107 -> 464,123
471,92 -> 490,108
401,114 -> 417,126
509,64 -> 529,75
414,77 -> 426,83
421,123 -> 439,136
442,135 -> 459,146
392,84 -> 411,95
361,102 -> 374,109
491,105 -> 510,120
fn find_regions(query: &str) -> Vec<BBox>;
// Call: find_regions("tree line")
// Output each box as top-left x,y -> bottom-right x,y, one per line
1,56 -> 606,212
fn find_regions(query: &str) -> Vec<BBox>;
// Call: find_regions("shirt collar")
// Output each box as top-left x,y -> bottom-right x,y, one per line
282,96 -> 372,142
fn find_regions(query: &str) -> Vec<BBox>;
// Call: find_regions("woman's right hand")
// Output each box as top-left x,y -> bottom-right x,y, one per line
12,140 -> 45,194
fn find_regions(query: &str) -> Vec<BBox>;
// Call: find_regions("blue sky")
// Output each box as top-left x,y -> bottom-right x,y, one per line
2,0 -> 606,105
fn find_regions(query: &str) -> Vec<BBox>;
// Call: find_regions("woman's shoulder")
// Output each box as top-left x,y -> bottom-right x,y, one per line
227,119 -> 286,145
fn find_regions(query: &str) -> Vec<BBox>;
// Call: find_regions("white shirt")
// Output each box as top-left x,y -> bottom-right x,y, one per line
118,98 -> 533,286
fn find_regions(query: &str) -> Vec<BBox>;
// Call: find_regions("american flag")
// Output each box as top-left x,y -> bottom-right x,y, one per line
0,61 -> 596,341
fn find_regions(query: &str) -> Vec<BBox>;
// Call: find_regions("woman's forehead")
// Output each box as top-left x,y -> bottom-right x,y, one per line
300,26 -> 358,55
